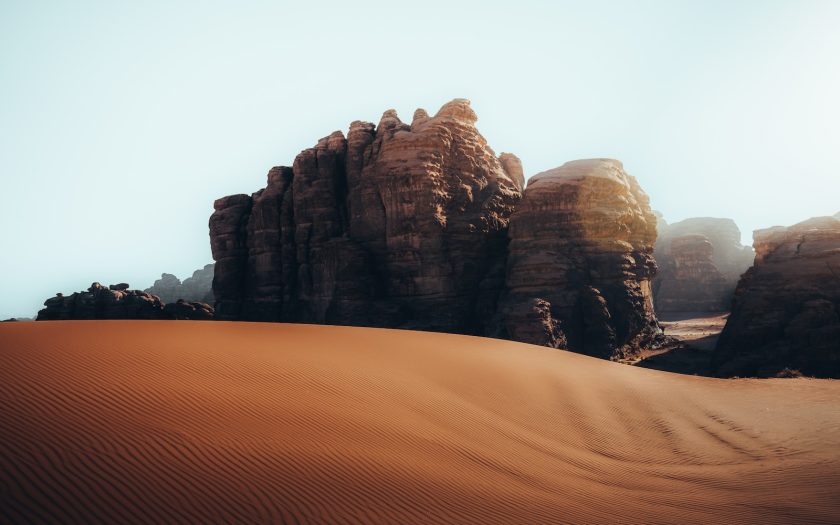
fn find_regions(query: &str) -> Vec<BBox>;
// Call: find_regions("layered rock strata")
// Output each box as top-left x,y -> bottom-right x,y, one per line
210,101 -> 664,358
210,99 -> 522,334
714,216 -> 840,377
653,217 -> 753,313
497,159 -> 662,359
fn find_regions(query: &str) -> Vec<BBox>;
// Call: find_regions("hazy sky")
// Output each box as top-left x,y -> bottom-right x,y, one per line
2,0 -> 839,318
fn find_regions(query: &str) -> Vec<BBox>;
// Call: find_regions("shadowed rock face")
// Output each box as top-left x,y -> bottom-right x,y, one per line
144,264 -> 214,304
37,283 -> 214,321
714,216 -> 840,377
497,159 -> 662,359
653,217 -> 754,313
210,99 -> 522,334
655,234 -> 731,312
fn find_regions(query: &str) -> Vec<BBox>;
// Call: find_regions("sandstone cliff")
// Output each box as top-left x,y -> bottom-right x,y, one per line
497,159 -> 662,359
713,216 -> 840,377
209,100 -> 664,358
210,99 -> 522,333
653,217 -> 753,313
37,283 -> 214,321
145,264 -> 214,304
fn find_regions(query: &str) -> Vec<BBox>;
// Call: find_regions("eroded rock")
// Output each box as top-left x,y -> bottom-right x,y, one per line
498,159 -> 663,359
713,216 -> 840,377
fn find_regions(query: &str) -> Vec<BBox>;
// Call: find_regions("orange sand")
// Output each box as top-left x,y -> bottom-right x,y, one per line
0,321 -> 838,524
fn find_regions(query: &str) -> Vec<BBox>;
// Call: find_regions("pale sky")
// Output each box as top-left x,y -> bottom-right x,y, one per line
1,0 -> 839,319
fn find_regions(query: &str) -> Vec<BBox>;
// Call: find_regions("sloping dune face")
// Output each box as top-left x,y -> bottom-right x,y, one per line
1,322 -> 839,524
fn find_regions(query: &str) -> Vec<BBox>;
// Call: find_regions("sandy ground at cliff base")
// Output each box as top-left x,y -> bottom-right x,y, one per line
0,321 -> 838,524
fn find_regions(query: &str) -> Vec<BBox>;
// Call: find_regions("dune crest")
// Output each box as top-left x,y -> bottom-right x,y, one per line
1,321 -> 839,524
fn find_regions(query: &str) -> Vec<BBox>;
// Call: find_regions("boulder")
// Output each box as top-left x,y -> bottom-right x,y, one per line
163,300 -> 215,321
144,264 -> 214,304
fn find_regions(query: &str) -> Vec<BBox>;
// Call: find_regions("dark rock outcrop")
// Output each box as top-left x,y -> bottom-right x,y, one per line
37,283 -> 170,320
654,234 -> 731,312
209,100 -> 665,358
653,217 -> 753,313
145,264 -> 214,304
497,159 -> 662,359
37,283 -> 214,321
210,99 -> 522,334
163,300 -> 215,321
713,216 -> 840,377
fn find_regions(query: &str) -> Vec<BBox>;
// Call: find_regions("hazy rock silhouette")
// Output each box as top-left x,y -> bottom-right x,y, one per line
144,264 -> 214,304
209,100 -> 666,358
714,215 -> 840,377
653,217 -> 753,313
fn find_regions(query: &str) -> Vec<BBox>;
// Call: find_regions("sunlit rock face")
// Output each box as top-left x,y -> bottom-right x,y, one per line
714,216 -> 840,378
498,159 -> 663,360
210,99 -> 522,334
653,217 -> 754,313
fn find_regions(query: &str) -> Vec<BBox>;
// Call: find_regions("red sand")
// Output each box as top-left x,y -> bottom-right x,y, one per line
1,321 -> 838,524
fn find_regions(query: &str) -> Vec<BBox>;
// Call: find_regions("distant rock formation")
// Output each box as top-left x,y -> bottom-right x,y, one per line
498,159 -> 662,359
209,99 -> 664,358
713,216 -> 840,377
653,217 -> 753,313
211,99 -> 521,334
144,264 -> 214,304
37,283 -> 214,321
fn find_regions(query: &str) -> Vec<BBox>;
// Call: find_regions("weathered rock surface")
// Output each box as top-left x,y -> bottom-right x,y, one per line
713,216 -> 840,377
209,101 -> 666,358
497,159 -> 662,359
163,300 -> 215,321
144,264 -> 214,304
653,217 -> 753,313
37,283 -> 170,320
210,99 -> 522,334
37,283 -> 214,321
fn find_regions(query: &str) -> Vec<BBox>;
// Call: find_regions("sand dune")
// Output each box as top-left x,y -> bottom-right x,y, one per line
0,322 -> 838,524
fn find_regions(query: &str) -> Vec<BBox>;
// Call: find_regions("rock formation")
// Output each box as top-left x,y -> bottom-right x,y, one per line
497,159 -> 662,359
37,283 -> 214,321
144,264 -> 214,304
713,216 -> 840,377
209,100 -> 665,359
211,99 -> 522,334
163,300 -> 215,321
653,217 -> 753,313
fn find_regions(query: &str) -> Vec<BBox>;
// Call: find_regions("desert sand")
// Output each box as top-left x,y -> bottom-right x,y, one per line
1,321 -> 838,524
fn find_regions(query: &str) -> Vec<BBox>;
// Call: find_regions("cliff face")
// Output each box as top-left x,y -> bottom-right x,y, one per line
209,100 -> 665,358
653,217 -> 753,313
210,99 -> 522,334
714,216 -> 840,377
144,264 -> 214,304
498,159 -> 662,359
654,234 -> 731,312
